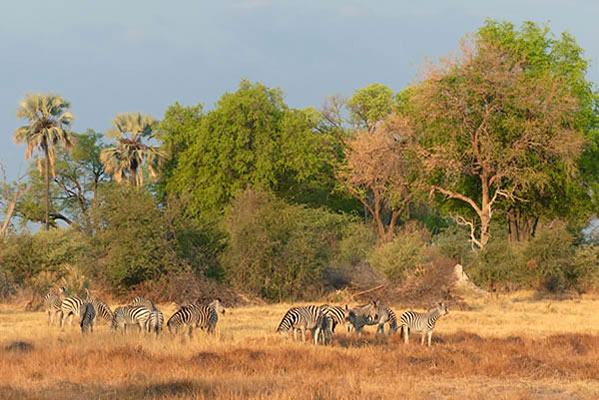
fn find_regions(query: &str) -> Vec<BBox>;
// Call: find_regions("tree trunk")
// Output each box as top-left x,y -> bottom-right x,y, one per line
44,151 -> 50,231
507,208 -> 538,242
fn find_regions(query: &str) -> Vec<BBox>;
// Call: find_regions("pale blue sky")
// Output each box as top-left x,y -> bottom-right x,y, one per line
2,0 -> 598,178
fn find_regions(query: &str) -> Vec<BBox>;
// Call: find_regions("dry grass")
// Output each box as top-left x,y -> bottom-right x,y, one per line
1,293 -> 599,399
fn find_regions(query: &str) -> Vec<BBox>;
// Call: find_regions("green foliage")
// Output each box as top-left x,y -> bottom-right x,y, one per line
96,185 -> 182,291
347,83 -> 395,131
222,189 -> 348,301
368,223 -> 431,282
332,222 -> 375,267
161,79 -> 344,214
468,223 -> 599,293
0,228 -> 94,285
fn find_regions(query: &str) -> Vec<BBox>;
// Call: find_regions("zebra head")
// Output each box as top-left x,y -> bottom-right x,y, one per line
429,302 -> 449,316
210,299 -> 226,315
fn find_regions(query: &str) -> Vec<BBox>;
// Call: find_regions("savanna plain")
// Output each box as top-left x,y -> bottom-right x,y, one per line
1,293 -> 599,399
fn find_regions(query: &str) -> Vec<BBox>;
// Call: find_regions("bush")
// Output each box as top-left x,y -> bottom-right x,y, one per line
222,189 -> 349,301
332,221 -> 375,267
467,236 -> 526,290
96,186 -> 183,292
368,222 -> 431,282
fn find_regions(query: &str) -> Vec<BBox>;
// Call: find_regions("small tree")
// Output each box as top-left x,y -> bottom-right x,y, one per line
338,124 -> 413,242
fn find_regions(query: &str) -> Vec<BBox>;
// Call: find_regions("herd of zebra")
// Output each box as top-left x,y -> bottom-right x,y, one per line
43,287 -> 449,346
43,288 -> 225,338
277,301 -> 448,346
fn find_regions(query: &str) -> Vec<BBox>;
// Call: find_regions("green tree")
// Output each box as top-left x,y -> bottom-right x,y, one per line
13,93 -> 73,230
100,113 -> 165,187
404,35 -> 583,249
162,79 -> 340,214
477,20 -> 599,241
347,83 -> 395,132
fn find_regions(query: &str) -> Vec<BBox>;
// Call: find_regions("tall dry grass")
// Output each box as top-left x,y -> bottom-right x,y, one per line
1,294 -> 599,399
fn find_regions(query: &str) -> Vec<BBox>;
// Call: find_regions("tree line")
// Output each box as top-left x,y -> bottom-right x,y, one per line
2,20 -> 599,301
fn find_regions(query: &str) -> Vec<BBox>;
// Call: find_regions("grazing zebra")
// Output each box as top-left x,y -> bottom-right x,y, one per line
167,299 -> 225,338
347,301 -> 379,335
60,295 -> 85,328
84,298 -> 113,326
400,302 -> 449,346
80,302 -> 96,335
146,309 -> 164,336
373,304 -> 398,336
131,297 -> 157,311
319,304 -> 352,333
44,287 -> 65,326
276,305 -> 332,345
193,299 -> 225,334
110,305 -> 152,335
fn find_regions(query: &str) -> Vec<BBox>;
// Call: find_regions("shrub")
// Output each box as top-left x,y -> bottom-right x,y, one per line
222,189 -> 348,301
368,222 -> 431,282
332,221 -> 375,267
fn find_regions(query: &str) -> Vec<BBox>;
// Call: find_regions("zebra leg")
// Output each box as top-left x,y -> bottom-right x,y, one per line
376,324 -> 384,336
420,332 -> 426,345
402,324 -> 409,344
427,331 -> 432,347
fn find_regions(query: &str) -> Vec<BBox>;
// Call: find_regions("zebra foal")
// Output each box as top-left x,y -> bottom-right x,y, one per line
400,302 -> 448,346
44,287 -> 65,326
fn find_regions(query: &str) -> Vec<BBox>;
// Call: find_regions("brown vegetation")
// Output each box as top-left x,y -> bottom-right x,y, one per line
2,294 -> 599,399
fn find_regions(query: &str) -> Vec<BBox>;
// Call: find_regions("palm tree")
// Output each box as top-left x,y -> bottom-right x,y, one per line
100,113 -> 164,187
14,93 -> 73,230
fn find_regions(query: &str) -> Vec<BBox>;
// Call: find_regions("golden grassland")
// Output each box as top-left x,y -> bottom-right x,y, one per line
1,292 -> 599,399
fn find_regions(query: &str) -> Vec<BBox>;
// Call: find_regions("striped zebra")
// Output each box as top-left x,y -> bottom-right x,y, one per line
193,299 -> 225,335
110,305 -> 152,335
400,302 -> 449,346
347,301 -> 379,335
84,296 -> 113,326
60,295 -> 85,328
167,299 -> 225,338
276,305 -> 332,345
80,302 -> 96,335
373,304 -> 398,336
319,304 -> 352,333
131,297 -> 157,311
44,287 -> 65,326
146,309 -> 164,336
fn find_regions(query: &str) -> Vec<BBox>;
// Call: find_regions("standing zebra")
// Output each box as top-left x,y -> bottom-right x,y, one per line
319,304 -> 352,334
347,301 -> 379,335
167,299 -> 225,338
276,305 -> 332,345
44,287 -> 65,326
194,299 -> 225,335
80,302 -> 96,335
110,305 -> 152,335
84,293 -> 113,327
146,309 -> 164,336
131,297 -> 157,311
373,304 -> 398,336
60,295 -> 85,328
400,302 -> 449,346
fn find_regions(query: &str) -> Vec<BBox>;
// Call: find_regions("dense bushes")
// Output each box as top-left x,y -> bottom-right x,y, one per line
467,223 -> 599,293
221,189 -> 355,301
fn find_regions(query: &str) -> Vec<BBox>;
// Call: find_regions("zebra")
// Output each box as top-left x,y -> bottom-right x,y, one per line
347,301 -> 379,335
193,299 -> 225,335
166,299 -> 225,338
400,302 -> 449,346
60,295 -> 85,328
80,302 -> 96,335
319,304 -> 352,333
110,305 -> 152,335
146,309 -> 164,336
373,304 -> 398,336
44,287 -> 65,326
276,305 -> 332,345
131,297 -> 157,311
83,292 -> 113,327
